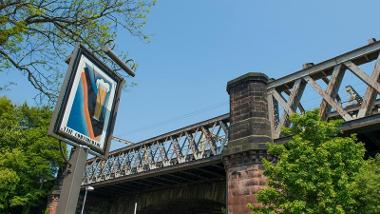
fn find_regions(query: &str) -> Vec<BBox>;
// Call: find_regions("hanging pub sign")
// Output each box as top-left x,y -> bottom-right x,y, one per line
49,44 -> 124,156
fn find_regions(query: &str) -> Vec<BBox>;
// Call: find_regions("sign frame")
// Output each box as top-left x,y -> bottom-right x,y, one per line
48,44 -> 124,157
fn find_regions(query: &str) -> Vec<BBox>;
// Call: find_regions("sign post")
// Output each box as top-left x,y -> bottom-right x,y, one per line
56,146 -> 88,214
49,44 -> 128,214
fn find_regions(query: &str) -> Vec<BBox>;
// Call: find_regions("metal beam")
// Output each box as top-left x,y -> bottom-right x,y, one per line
194,168 -> 225,178
320,65 -> 346,119
87,157 -> 222,187
305,76 -> 352,121
88,114 -> 229,161
268,41 -> 380,90
179,170 -> 209,180
344,61 -> 380,93
163,173 -> 194,183
357,55 -> 380,117
152,176 -> 182,185
275,79 -> 306,137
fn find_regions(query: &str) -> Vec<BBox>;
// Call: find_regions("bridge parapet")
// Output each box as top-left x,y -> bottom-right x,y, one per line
268,40 -> 380,138
83,114 -> 230,185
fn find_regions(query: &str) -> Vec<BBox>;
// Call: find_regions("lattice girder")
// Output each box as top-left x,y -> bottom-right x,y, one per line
268,41 -> 380,138
83,114 -> 230,185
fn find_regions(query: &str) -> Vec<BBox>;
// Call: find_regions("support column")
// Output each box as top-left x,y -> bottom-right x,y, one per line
46,190 -> 60,214
57,146 -> 88,214
223,72 -> 272,214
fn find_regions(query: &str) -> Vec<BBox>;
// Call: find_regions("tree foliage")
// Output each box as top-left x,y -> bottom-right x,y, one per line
0,0 -> 155,103
0,97 -> 65,213
250,110 -> 369,214
353,154 -> 380,213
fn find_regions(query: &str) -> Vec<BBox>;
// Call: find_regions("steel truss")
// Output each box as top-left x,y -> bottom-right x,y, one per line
83,114 -> 230,185
268,40 -> 380,138
84,40 -> 380,185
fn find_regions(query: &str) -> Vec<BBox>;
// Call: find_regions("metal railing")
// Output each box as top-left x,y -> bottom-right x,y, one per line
83,114 -> 230,185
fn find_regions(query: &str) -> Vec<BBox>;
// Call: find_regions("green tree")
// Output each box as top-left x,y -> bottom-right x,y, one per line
0,0 -> 155,103
0,97 -> 65,213
352,154 -> 380,214
250,110 -> 366,214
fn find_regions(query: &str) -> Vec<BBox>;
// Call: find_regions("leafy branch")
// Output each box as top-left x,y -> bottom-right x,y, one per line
0,0 -> 156,104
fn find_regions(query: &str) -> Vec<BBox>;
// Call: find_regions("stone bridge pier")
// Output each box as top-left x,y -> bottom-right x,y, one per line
223,73 -> 272,214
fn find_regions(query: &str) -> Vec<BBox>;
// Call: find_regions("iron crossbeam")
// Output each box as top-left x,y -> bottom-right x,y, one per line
268,41 -> 380,138
83,114 -> 230,185
268,40 -> 380,90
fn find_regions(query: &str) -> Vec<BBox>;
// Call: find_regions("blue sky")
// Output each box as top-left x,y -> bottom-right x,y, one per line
2,0 -> 380,151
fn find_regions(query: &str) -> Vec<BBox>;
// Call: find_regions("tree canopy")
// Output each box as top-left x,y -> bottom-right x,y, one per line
0,97 -> 65,213
0,0 -> 155,103
353,154 -> 380,213
250,110 -> 380,214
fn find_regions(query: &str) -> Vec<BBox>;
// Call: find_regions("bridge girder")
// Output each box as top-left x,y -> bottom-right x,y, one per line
84,40 -> 380,188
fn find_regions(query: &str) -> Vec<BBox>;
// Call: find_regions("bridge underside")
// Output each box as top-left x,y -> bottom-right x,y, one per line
82,176 -> 226,214
89,158 -> 225,196
341,114 -> 380,156
139,199 -> 225,214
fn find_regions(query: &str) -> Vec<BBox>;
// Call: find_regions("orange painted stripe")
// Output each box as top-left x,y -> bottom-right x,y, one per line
81,71 -> 95,139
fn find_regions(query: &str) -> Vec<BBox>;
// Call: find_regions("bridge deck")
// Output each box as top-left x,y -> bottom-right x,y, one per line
84,114 -> 230,190
85,112 -> 380,195
84,41 -> 380,192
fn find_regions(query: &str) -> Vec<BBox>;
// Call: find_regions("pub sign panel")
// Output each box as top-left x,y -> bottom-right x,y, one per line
49,44 -> 124,156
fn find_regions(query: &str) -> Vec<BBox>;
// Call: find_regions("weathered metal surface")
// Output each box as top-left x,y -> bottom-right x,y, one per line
268,41 -> 380,90
83,114 -> 230,185
269,41 -> 380,137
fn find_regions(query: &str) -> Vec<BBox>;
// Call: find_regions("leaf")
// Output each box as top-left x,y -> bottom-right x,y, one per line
250,110 -> 371,214
0,97 -> 65,212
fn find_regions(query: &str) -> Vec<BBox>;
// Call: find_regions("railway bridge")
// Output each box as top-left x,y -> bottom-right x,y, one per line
77,40 -> 380,213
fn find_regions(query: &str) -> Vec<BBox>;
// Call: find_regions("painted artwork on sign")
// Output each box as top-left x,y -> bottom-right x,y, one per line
49,45 -> 123,155
59,55 -> 117,150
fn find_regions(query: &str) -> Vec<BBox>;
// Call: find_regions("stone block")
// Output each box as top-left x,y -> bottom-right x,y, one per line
224,72 -> 273,213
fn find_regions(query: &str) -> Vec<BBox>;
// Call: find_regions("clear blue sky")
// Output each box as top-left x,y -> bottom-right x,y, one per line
1,0 -> 380,150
